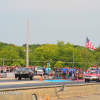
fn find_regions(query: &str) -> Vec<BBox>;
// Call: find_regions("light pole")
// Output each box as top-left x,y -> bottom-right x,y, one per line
26,18 -> 29,67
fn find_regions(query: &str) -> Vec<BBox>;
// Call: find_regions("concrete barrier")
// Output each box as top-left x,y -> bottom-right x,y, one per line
0,73 -> 6,78
0,84 -> 100,100
6,73 -> 15,78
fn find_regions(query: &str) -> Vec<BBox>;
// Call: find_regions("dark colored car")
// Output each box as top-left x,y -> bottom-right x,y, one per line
14,68 -> 34,80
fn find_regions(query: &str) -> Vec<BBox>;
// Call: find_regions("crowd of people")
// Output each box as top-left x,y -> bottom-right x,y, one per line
0,65 -> 85,80
0,65 -> 21,73
0,65 -> 38,74
52,66 -> 84,80
41,66 -> 85,80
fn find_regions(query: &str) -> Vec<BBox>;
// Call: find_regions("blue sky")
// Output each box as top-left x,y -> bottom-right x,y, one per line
0,0 -> 100,47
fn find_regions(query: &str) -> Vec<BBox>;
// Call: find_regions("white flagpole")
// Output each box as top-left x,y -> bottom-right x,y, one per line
84,37 -> 87,70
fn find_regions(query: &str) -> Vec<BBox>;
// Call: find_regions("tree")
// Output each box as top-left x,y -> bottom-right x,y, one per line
54,61 -> 64,68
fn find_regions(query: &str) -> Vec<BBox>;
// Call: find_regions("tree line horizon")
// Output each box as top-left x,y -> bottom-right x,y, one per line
0,41 -> 100,70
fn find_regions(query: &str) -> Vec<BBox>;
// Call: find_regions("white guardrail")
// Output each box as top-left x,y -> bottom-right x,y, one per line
0,73 -> 15,78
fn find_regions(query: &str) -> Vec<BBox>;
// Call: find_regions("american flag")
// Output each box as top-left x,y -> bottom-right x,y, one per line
86,37 -> 97,50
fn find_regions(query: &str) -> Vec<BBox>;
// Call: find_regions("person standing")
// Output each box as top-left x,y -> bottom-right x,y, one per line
0,66 -> 1,73
69,67 -> 72,80
16,66 -> 18,70
61,66 -> 67,79
35,66 -> 37,75
72,67 -> 76,80
3,66 -> 6,73
43,67 -> 45,78
45,67 -> 48,77
53,67 -> 56,76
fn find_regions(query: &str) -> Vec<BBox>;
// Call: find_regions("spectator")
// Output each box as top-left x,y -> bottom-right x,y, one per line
45,67 -> 48,77
1,66 -> 3,73
72,67 -> 76,80
55,67 -> 57,72
62,66 -> 67,79
57,67 -> 62,72
10,66 -> 14,72
32,66 -> 35,71
96,67 -> 99,71
57,67 -> 59,72
16,66 -> 18,70
35,66 -> 37,75
0,66 -> 1,73
57,67 -> 62,79
75,68 -> 79,80
43,67 -> 45,77
53,67 -> 56,76
69,67 -> 72,80
66,67 -> 69,79
80,68 -> 83,74
3,66 -> 6,73
7,66 -> 10,73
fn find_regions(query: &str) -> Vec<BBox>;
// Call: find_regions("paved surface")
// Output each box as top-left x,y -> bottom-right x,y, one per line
0,77 -> 98,89
0,77 -> 100,100
57,93 -> 100,100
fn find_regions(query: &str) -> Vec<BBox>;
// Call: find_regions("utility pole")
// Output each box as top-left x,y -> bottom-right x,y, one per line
26,18 -> 29,67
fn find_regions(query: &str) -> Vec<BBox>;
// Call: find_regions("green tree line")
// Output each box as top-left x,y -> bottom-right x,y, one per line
0,41 -> 100,70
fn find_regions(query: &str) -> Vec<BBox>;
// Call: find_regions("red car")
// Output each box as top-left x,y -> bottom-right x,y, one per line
84,70 -> 100,82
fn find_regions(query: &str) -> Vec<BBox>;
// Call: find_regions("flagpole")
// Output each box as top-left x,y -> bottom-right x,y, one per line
84,37 -> 87,70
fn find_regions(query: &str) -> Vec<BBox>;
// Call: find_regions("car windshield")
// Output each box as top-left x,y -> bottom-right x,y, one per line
18,68 -> 29,71
88,71 -> 98,74
25,68 -> 29,71
37,67 -> 43,70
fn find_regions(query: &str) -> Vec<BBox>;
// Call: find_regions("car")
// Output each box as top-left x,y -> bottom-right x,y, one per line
37,67 -> 43,76
84,70 -> 100,82
14,67 -> 34,80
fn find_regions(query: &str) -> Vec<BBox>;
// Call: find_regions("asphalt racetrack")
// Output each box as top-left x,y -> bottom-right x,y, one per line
0,78 -> 99,89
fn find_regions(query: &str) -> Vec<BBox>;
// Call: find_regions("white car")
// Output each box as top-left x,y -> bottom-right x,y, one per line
37,67 -> 43,76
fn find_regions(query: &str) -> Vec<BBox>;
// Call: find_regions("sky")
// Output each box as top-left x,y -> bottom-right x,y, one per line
0,0 -> 100,47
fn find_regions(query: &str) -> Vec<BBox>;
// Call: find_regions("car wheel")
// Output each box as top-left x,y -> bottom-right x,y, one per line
87,80 -> 90,82
97,79 -> 99,82
15,75 -> 17,79
30,76 -> 34,80
18,76 -> 21,80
